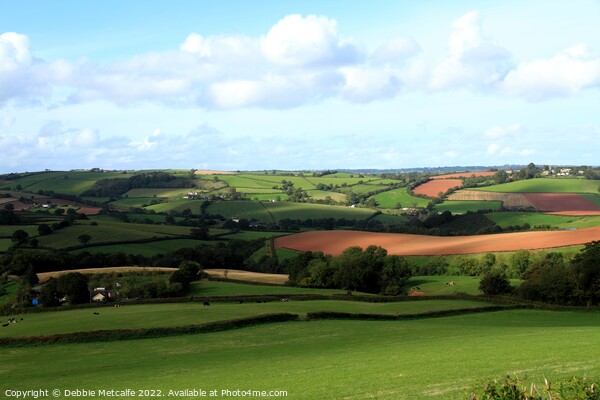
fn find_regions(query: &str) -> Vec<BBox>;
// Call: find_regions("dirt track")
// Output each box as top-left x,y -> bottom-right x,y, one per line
275,228 -> 600,256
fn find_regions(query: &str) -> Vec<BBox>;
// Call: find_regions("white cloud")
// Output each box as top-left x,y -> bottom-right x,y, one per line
483,123 -> 521,140
261,14 -> 361,67
429,11 -> 512,91
486,143 -> 500,155
501,44 -> 600,100
370,36 -> 421,64
444,150 -> 458,158
339,66 -> 401,102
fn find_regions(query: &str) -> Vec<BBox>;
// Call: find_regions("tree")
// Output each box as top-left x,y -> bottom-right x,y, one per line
57,273 -> 90,304
11,230 -> 29,245
170,260 -> 202,292
38,223 -> 52,236
571,241 -> 600,305
380,256 -> 412,295
479,271 -> 512,295
78,234 -> 92,245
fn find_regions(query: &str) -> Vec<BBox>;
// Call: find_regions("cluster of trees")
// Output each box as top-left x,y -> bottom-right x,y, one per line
518,242 -> 600,306
82,172 -> 193,197
284,246 -> 412,295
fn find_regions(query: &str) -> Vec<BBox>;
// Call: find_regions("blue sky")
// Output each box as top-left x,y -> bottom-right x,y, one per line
1,0 -> 599,172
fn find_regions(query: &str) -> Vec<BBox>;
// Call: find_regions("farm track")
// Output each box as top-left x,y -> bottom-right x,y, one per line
275,227 -> 600,256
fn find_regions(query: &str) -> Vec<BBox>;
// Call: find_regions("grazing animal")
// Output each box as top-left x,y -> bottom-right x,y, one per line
237,300 -> 244,304
1,323 -> 8,327
281,298 -> 288,302
93,312 -> 100,315
415,286 -> 421,290
256,300 -> 262,303
203,302 -> 210,306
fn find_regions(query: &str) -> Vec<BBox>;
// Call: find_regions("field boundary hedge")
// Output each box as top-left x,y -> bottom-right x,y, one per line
0,313 -> 300,347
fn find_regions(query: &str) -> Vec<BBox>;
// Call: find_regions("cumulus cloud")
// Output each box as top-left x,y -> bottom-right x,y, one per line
429,11 -> 512,90
501,44 -> 600,100
2,11 -> 600,109
261,14 -> 361,67
486,143 -> 500,155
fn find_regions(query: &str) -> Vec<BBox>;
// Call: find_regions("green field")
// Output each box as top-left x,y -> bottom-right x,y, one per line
0,280 -> 18,305
433,200 -> 502,214
0,299 -> 490,338
204,201 -> 273,221
407,275 -> 521,296
475,178 -> 599,193
218,230 -> 287,241
191,281 -> 366,297
109,197 -> 165,209
0,225 -> 39,238
124,188 -> 191,198
264,201 -> 376,221
371,187 -> 430,208
2,309 -> 600,399
7,171 -> 126,195
581,193 -> 600,206
70,239 -> 213,256
305,190 -> 347,202
486,212 -> 600,229
347,183 -> 389,195
35,220 -> 194,249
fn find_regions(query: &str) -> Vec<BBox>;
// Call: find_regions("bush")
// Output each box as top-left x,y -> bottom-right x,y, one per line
468,375 -> 599,400
479,271 -> 512,295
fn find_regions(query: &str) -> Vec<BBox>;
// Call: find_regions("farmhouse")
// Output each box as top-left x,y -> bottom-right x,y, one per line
90,288 -> 116,303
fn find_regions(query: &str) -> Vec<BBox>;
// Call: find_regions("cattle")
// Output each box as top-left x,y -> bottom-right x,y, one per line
1,323 -> 8,327
93,312 -> 100,315
415,286 -> 421,290
203,302 -> 210,306
281,298 -> 288,302
237,300 -> 244,304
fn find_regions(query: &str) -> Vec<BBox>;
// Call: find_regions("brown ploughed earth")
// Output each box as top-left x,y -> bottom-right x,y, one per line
447,190 -> 533,208
523,193 -> 600,215
413,179 -> 463,197
274,228 -> 600,256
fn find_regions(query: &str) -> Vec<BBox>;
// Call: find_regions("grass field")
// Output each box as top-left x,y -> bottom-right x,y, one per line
486,212 -> 600,229
305,190 -> 347,202
192,280 -> 362,296
109,197 -> 165,209
2,309 -> 600,399
0,225 -> 39,238
371,187 -> 430,208
8,171 -> 126,195
70,239 -> 213,256
36,220 -> 194,249
218,231 -> 287,241
475,178 -> 599,193
264,201 -> 376,221
581,194 -> 600,206
0,299 -> 491,338
407,275 -> 521,296
0,280 -> 18,305
433,200 -> 502,214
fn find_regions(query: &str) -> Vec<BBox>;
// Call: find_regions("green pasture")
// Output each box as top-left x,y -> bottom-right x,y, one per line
144,199 -> 206,215
0,280 -> 18,305
70,239 -> 213,256
305,190 -> 347,202
35,221 -> 194,249
234,187 -> 281,194
124,188 -> 191,198
10,171 -> 126,195
581,193 -> 600,206
245,193 -> 289,201
218,230 -> 287,241
347,183 -> 389,195
475,178 -> 599,193
486,212 -> 600,229
217,174 -> 281,189
192,281 -> 367,297
0,238 -> 13,251
407,275 -> 521,296
109,197 -> 165,210
2,309 -> 600,399
303,176 -> 375,186
371,213 -> 408,224
264,201 -> 376,221
433,200 -> 502,214
0,225 -> 39,238
0,299 -> 490,338
205,201 -> 273,221
371,187 -> 430,208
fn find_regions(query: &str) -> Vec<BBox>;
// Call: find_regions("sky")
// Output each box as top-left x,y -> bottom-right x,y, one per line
1,0 -> 599,172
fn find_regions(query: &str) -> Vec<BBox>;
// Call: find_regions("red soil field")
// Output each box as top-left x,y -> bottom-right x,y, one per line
275,228 -> 600,256
448,190 -> 533,208
432,171 -> 496,179
413,179 -> 463,197
523,193 -> 600,215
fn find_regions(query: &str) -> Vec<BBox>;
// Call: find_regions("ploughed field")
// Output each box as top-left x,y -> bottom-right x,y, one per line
275,227 -> 600,256
431,171 -> 496,179
413,179 -> 463,197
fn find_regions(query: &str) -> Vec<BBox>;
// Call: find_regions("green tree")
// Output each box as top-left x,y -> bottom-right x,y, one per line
571,241 -> 600,305
479,270 -> 512,295
57,273 -> 90,304
170,261 -> 202,292
38,223 -> 52,235
39,278 -> 61,307
11,229 -> 29,245
78,234 -> 92,245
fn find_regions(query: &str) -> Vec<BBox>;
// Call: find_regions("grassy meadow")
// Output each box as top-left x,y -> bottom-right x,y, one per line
2,309 -> 600,399
475,178 -> 599,193
371,187 -> 430,208
486,212 -> 600,229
